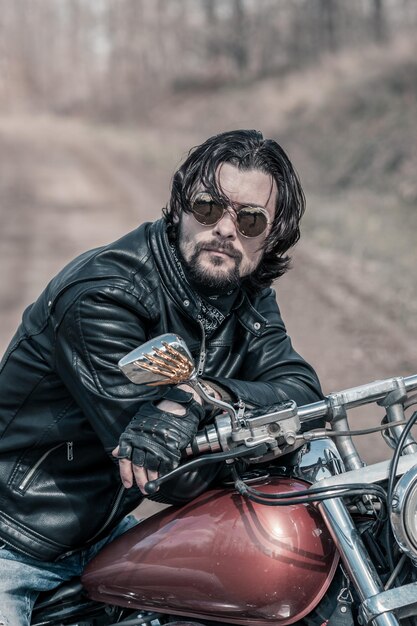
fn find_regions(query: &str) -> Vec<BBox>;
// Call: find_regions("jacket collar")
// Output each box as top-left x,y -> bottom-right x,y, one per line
148,219 -> 201,318
148,219 -> 268,335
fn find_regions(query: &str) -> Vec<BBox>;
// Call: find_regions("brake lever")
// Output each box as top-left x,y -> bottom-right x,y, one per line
144,443 -> 268,495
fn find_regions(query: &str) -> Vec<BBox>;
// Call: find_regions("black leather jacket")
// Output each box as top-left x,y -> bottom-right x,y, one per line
0,219 -> 322,561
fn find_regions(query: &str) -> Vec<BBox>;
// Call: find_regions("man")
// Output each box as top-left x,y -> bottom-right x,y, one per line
0,129 -> 322,623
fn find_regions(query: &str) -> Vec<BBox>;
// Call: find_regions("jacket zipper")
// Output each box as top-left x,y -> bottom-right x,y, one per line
18,442 -> 71,491
66,441 -> 74,461
197,318 -> 206,376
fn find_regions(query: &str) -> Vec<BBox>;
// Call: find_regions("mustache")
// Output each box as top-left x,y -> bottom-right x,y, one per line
197,240 -> 242,260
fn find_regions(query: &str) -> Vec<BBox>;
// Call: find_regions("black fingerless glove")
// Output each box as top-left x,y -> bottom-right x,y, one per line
117,388 -> 205,475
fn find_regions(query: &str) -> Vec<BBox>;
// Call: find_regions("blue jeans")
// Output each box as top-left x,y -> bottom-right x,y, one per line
0,515 -> 138,626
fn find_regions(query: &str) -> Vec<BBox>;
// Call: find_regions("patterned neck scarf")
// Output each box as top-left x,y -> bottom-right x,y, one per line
170,243 -> 238,337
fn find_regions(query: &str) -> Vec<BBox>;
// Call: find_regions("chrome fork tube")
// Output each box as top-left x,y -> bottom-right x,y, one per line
318,497 -> 400,626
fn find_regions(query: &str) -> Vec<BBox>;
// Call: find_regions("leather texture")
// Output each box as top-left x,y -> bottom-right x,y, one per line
117,394 -> 205,472
0,219 -> 322,561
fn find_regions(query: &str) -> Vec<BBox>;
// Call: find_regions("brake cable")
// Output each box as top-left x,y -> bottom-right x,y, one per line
230,465 -> 387,507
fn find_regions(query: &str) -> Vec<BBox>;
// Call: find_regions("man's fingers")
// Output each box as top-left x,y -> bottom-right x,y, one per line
148,470 -> 159,482
113,444 -> 160,493
132,465 -> 160,495
132,465 -> 151,495
112,445 -> 134,489
118,458 -> 134,489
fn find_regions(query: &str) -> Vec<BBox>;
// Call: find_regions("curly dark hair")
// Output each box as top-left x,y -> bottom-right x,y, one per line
163,129 -> 306,294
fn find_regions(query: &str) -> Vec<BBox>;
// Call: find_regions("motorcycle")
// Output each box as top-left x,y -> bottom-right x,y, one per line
31,333 -> 417,626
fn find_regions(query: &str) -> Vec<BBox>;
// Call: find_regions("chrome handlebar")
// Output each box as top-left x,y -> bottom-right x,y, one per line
187,374 -> 417,464
144,373 -> 417,495
298,374 -> 417,421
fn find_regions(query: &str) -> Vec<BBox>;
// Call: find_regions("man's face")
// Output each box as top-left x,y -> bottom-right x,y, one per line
177,163 -> 277,291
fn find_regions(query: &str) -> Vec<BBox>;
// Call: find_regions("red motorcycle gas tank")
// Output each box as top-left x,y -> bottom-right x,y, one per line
82,477 -> 338,625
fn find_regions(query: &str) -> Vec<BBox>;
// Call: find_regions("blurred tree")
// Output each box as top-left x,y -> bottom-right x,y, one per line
371,0 -> 388,43
231,0 -> 249,74
318,0 -> 338,52
203,0 -> 221,63
0,0 -> 415,119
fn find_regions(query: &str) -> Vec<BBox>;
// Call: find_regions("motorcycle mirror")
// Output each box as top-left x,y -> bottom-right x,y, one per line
118,333 -> 197,386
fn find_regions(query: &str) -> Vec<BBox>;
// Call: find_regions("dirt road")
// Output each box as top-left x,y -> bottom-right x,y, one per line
1,115 -> 415,463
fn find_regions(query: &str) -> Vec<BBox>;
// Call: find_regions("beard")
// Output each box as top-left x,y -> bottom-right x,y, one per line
179,239 -> 243,293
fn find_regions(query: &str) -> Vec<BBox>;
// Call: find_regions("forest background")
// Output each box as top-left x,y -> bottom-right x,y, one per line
0,0 -> 416,462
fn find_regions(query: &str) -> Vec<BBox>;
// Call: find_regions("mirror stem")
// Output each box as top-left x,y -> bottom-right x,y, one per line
189,377 -> 239,429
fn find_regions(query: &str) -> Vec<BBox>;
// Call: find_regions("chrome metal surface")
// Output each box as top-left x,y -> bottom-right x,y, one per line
328,377 -> 408,412
359,581 -> 417,624
313,452 -> 417,489
185,413 -> 232,456
405,374 -> 417,392
297,375 -> 417,424
330,406 -> 363,471
247,401 -> 297,428
318,498 -> 400,626
191,379 -> 238,425
185,424 -> 222,456
119,334 -> 239,422
231,411 -> 301,453
385,402 -> 417,454
118,333 -> 195,386
390,463 -> 417,560
295,438 -> 345,483
297,400 -> 328,422
215,413 -> 233,452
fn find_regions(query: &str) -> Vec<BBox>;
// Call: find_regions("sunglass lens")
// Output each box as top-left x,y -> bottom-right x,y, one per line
237,208 -> 268,237
191,200 -> 223,226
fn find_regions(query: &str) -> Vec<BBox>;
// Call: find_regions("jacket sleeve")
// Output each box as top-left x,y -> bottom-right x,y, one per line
207,289 -> 323,409
53,284 -> 159,454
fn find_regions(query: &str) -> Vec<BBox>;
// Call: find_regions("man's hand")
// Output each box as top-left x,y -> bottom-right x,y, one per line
112,384 -> 204,494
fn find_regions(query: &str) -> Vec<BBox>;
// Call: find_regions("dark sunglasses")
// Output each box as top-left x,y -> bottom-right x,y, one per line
190,194 -> 271,238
